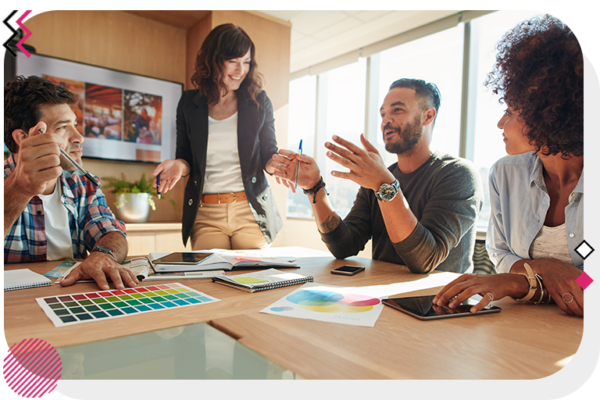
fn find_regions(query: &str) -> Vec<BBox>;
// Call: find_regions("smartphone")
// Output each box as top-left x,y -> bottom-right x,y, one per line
152,252 -> 214,265
331,265 -> 365,276
383,295 -> 501,321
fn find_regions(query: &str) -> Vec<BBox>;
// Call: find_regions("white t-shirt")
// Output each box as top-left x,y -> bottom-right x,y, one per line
37,181 -> 73,260
529,223 -> 574,264
203,112 -> 245,194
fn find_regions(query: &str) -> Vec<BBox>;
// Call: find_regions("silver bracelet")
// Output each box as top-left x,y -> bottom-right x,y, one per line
534,274 -> 544,305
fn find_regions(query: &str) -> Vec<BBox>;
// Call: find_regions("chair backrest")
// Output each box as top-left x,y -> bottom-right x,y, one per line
472,239 -> 496,274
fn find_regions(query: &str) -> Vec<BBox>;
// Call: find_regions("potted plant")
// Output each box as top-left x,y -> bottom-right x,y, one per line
101,173 -> 177,223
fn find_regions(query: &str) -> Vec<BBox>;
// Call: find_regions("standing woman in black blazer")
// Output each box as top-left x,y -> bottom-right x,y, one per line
153,24 -> 283,250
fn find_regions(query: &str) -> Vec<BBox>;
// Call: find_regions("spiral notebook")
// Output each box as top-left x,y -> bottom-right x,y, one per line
5,269 -> 52,291
212,268 -> 313,293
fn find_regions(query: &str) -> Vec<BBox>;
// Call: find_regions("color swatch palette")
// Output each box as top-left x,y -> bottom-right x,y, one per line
36,283 -> 220,328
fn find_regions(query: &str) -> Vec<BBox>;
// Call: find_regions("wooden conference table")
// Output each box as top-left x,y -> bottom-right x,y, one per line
4,248 -> 583,379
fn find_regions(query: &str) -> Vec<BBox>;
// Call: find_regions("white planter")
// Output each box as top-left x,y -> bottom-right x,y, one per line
113,193 -> 151,223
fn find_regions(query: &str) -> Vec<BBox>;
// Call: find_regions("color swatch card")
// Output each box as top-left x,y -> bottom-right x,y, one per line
261,283 -> 385,327
36,283 -> 220,328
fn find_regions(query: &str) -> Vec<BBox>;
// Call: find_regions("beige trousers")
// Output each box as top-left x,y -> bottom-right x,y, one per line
190,200 -> 269,250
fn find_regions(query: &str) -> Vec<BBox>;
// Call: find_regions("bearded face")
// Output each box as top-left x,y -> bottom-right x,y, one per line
383,113 -> 423,155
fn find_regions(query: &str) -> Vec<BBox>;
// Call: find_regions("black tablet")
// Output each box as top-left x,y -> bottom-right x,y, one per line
383,295 -> 501,320
152,252 -> 214,265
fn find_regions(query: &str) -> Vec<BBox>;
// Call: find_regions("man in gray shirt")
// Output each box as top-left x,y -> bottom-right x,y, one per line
273,78 -> 483,274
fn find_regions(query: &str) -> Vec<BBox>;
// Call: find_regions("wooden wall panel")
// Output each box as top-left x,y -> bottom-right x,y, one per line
25,11 -> 186,83
186,14 -> 212,90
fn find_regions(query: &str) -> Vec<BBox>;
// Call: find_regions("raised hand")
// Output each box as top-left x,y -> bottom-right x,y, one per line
325,134 -> 395,191
11,121 -> 64,197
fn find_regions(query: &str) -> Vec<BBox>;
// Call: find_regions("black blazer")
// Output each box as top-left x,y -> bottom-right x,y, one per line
176,89 -> 283,246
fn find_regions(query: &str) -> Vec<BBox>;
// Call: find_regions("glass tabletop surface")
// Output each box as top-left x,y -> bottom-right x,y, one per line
56,322 -> 302,380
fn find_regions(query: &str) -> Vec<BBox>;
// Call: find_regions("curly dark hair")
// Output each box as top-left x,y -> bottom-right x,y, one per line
191,23 -> 263,107
485,15 -> 583,157
4,75 -> 77,153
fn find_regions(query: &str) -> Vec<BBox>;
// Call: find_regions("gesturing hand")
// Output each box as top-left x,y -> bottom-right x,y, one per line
325,134 -> 395,191
152,159 -> 187,194
271,149 -> 322,193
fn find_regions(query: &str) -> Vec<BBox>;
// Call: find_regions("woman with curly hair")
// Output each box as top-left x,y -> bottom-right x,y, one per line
434,15 -> 584,317
152,24 -> 283,250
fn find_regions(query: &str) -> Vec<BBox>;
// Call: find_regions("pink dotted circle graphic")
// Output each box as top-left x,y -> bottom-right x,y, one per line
3,338 -> 62,398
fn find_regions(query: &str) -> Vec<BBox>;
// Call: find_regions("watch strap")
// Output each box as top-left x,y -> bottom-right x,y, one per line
513,262 -> 538,302
92,245 -> 116,261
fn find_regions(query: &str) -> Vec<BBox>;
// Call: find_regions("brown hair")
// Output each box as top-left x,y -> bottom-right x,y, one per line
4,75 -> 77,153
191,23 -> 263,107
485,14 -> 583,157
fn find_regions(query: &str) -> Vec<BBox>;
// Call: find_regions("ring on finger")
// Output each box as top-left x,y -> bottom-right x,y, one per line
486,292 -> 494,303
561,293 -> 574,304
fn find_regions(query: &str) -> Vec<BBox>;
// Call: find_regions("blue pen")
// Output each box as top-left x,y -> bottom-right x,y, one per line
157,174 -> 161,199
295,139 -> 303,189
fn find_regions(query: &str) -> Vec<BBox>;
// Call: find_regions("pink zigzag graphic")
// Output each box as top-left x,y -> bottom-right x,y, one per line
16,10 -> 32,58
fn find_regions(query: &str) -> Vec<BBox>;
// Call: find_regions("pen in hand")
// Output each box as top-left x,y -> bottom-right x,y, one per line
295,139 -> 303,190
157,174 -> 161,199
38,128 -> 99,187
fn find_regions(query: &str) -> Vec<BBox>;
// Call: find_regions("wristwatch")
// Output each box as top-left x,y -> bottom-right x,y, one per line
374,179 -> 400,202
92,245 -> 116,261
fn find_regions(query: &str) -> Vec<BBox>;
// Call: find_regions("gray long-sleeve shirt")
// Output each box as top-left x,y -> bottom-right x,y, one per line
321,153 -> 483,274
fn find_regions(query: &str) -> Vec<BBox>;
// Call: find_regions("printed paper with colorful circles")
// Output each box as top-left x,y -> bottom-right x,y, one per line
261,283 -> 385,327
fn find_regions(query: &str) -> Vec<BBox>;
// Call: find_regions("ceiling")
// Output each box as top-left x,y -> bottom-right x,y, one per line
260,10 -> 457,73
126,10 -> 458,74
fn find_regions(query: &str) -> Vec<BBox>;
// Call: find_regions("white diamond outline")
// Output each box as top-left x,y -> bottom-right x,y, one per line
575,240 -> 594,260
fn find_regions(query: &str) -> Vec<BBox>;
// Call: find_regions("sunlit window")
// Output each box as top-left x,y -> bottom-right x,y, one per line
286,75 -> 316,218
317,59 -> 366,218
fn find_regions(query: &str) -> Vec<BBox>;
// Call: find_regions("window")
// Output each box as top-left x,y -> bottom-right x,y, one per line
316,59 -> 367,218
286,75 -> 317,219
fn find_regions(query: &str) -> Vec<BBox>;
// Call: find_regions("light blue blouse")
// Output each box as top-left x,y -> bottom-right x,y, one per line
486,152 -> 584,273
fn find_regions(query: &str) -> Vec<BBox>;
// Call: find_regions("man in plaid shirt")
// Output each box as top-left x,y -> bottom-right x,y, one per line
4,76 -> 138,290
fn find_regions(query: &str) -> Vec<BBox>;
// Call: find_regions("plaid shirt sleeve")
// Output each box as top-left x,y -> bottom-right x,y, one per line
4,155 -> 49,263
63,171 -> 126,259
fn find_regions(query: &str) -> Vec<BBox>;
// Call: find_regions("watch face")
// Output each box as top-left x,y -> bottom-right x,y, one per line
377,180 -> 399,201
381,184 -> 395,200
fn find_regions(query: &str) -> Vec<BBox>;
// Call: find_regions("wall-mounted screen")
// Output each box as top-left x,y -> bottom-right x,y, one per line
15,52 -> 183,163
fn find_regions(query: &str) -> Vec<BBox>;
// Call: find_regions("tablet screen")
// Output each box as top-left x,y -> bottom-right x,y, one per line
383,295 -> 501,320
152,252 -> 213,265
